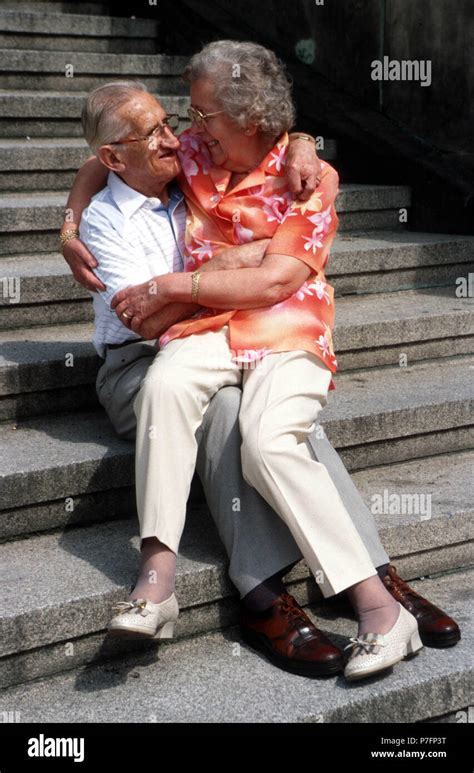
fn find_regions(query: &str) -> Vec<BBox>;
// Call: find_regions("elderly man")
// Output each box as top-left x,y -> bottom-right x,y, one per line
60,81 -> 460,678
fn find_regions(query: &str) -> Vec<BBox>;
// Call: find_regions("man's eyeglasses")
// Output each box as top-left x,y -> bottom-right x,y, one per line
109,114 -> 180,147
187,106 -> 224,127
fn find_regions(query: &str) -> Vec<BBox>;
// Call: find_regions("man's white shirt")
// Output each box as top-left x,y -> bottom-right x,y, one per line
79,171 -> 186,358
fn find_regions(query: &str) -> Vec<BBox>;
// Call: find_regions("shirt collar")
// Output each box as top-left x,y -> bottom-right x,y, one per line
107,172 -> 183,218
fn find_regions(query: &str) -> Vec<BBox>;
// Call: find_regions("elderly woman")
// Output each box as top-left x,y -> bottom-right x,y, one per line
64,41 -> 423,682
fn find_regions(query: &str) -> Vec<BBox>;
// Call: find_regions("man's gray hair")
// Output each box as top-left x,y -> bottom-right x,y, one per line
81,81 -> 148,153
183,40 -> 295,139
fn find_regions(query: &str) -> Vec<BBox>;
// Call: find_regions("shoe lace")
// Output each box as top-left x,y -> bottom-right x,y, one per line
279,593 -> 313,628
112,599 -> 149,616
385,567 -> 421,605
344,636 -> 385,653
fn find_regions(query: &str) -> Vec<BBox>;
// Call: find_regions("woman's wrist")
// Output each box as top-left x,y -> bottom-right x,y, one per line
159,271 -> 190,304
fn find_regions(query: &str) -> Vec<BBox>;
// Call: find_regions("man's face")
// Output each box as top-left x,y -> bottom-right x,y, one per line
107,92 -> 181,186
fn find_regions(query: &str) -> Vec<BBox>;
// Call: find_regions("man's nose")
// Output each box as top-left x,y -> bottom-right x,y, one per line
160,126 -> 180,149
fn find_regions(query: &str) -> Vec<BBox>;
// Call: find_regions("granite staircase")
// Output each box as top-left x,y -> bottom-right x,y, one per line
0,0 -> 472,724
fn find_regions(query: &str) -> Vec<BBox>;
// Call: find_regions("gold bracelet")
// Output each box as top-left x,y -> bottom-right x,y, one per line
59,228 -> 80,249
191,269 -> 201,302
289,132 -> 316,144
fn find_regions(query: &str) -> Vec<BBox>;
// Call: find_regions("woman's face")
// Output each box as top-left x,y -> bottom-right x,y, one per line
189,78 -> 255,172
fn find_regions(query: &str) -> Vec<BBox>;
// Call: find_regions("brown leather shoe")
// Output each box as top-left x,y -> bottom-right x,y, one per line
382,565 -> 461,648
240,592 -> 344,677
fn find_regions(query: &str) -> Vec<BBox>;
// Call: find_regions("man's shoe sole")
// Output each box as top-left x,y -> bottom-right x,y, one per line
241,626 -> 344,678
420,629 -> 461,648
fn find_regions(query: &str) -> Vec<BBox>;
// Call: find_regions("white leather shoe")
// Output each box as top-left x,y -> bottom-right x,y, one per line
344,602 -> 423,681
107,593 -> 179,639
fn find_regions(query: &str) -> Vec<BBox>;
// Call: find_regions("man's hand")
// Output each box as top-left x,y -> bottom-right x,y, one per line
133,302 -> 201,340
112,276 -> 169,329
286,137 -> 322,201
62,236 -> 106,293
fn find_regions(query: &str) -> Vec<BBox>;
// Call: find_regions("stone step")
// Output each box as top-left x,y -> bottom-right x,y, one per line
0,90 -> 190,138
327,230 -> 474,294
0,514 -> 471,703
1,2 -> 112,15
0,9 -> 160,53
0,288 -> 473,421
0,185 -> 411,256
0,49 -> 189,92
0,355 -> 472,528
0,134 -> 337,190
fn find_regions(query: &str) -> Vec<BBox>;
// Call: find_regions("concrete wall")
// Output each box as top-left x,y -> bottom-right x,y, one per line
248,0 -> 472,156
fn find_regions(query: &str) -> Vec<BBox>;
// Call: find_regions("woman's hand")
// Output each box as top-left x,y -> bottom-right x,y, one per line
62,236 -> 106,293
111,276 -> 170,330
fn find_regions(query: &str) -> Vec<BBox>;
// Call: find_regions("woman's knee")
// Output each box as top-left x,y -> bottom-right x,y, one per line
240,428 -> 276,487
241,424 -> 303,487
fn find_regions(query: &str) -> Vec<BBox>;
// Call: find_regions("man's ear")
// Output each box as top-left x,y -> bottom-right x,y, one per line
97,145 -> 126,173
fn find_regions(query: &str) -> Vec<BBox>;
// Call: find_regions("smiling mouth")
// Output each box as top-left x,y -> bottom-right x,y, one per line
207,140 -> 219,148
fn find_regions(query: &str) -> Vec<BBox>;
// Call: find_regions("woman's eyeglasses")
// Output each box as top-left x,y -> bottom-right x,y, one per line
109,114 -> 180,147
187,106 -> 224,127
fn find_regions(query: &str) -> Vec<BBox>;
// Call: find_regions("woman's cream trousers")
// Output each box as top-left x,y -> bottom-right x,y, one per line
133,325 -> 376,598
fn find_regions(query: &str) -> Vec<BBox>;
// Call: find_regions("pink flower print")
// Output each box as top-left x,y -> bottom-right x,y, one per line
180,153 -> 199,180
259,194 -> 290,223
302,230 -> 324,253
308,279 -> 331,304
234,222 -> 254,244
190,238 -> 214,262
295,282 -> 314,301
179,133 -> 201,153
316,332 -> 332,358
268,145 -> 287,172
295,279 -> 331,303
195,147 -> 212,175
316,324 -> 335,361
307,205 -> 332,233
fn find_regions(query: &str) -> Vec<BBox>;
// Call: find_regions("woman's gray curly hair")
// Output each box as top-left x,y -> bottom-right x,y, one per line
183,40 -> 296,139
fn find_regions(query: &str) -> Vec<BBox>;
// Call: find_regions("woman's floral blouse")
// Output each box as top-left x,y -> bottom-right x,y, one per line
159,129 -> 340,385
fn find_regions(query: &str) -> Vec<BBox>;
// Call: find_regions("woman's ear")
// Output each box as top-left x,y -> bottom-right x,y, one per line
97,145 -> 126,173
244,125 -> 258,136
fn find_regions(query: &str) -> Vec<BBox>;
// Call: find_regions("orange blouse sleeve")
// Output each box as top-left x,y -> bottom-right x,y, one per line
265,163 -> 339,275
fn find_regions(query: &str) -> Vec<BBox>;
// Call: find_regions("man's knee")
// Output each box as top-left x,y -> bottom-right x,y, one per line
202,385 -> 242,434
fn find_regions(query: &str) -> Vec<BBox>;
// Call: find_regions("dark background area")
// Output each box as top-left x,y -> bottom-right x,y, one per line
81,0 -> 474,232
